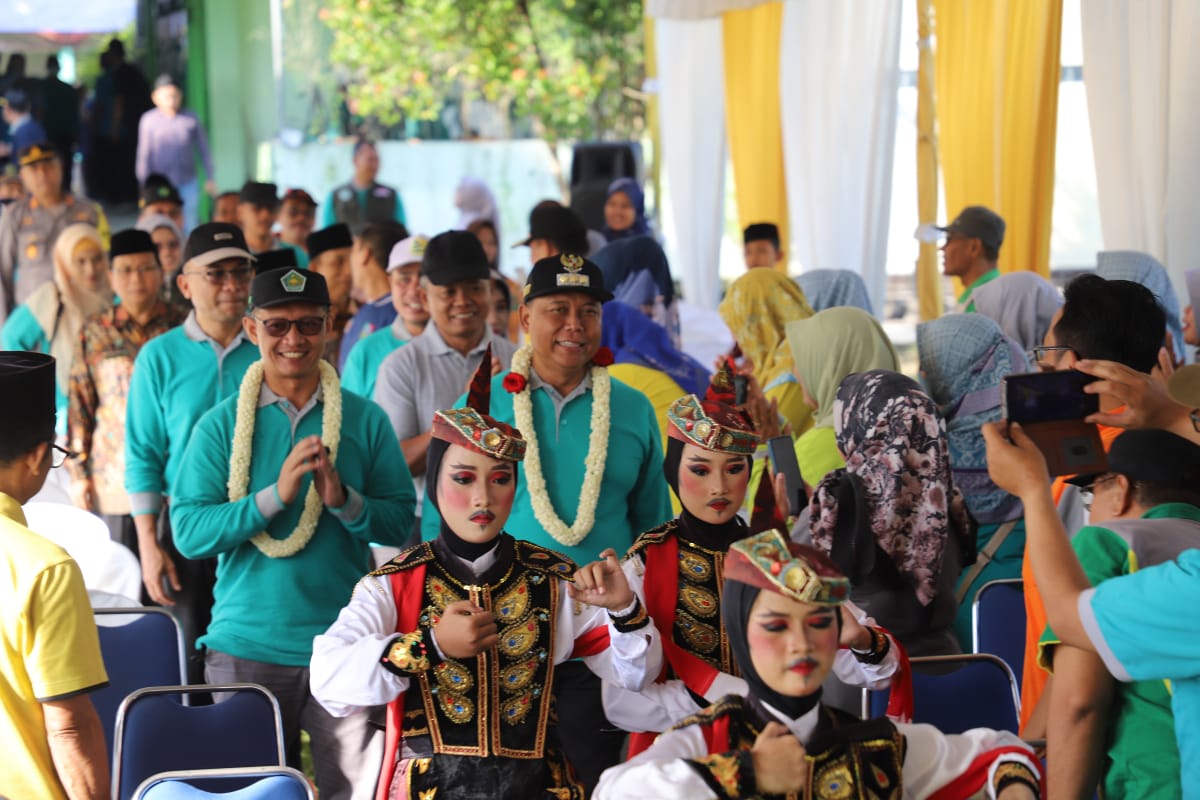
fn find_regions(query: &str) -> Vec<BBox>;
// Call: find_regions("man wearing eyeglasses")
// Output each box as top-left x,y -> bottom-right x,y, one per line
1017,272 -> 1168,738
66,229 -> 186,554
170,267 -> 415,799
0,351 -> 110,800
985,424 -> 1200,799
124,222 -> 261,682
937,205 -> 1004,312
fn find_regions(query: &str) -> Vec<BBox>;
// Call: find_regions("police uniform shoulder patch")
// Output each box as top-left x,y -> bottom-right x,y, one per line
626,519 -> 680,560
669,694 -> 746,732
369,542 -> 436,576
514,540 -> 578,579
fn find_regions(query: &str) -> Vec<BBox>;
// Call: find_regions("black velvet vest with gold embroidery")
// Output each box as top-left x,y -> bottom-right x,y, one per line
395,534 -> 575,759
677,695 -> 905,800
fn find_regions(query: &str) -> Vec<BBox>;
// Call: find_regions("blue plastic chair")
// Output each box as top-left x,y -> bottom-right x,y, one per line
972,579 -> 1026,690
93,608 -> 187,761
133,767 -> 313,800
863,653 -> 1021,734
112,684 -> 286,800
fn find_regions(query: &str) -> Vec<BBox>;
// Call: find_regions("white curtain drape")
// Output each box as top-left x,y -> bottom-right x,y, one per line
654,17 -> 728,310
647,0 -> 767,20
779,0 -> 902,317
1082,0 -> 1200,306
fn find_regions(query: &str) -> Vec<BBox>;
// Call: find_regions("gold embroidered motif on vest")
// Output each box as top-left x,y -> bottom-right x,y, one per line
678,550 -> 713,581
498,618 -> 540,657
679,584 -> 719,618
676,610 -> 719,653
494,577 -> 531,621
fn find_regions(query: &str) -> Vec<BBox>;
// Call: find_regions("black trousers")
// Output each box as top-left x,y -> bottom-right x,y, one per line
553,661 -> 627,798
158,508 -> 217,687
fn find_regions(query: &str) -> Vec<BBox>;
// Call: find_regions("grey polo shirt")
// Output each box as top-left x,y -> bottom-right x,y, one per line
373,323 -> 518,501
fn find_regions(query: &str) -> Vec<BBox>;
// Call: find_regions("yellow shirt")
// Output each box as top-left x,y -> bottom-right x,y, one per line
0,492 -> 108,800
609,362 -> 687,515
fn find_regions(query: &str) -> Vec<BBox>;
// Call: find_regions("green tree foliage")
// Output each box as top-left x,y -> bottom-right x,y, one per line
321,0 -> 646,144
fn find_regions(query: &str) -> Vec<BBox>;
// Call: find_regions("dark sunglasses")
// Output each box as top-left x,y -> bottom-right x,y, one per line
255,316 -> 326,337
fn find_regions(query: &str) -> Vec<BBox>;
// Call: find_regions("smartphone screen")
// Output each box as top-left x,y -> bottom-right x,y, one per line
1003,371 -> 1099,424
766,435 -> 807,516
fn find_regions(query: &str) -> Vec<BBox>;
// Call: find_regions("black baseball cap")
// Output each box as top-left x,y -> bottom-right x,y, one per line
306,224 -> 353,260
421,231 -> 491,286
938,206 -> 1006,253
523,253 -> 612,304
183,223 -> 255,268
140,178 -> 183,209
109,229 -> 158,259
1066,428 -> 1200,488
239,181 -> 280,209
253,248 -> 299,274
249,267 -> 330,310
515,203 -> 589,253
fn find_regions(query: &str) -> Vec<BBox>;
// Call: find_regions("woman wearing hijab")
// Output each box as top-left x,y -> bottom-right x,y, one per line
918,314 -> 1030,647
602,366 -> 899,758
601,301 -> 709,397
311,349 -> 663,800
2,223 -> 111,434
602,176 -> 650,242
1097,250 -> 1185,364
593,235 -> 681,348
595,530 -> 1042,799
795,269 -> 874,314
807,370 -> 974,657
719,268 -> 815,438
786,306 -> 899,489
970,271 -> 1061,352
454,176 -> 500,239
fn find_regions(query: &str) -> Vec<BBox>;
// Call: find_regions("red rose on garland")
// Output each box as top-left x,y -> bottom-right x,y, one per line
592,346 -> 615,367
503,373 -> 527,393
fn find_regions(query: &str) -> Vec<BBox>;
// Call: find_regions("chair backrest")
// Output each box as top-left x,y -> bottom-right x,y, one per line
92,608 -> 187,762
972,578 -> 1026,688
863,653 -> 1021,734
112,684 -> 286,800
133,767 -> 313,800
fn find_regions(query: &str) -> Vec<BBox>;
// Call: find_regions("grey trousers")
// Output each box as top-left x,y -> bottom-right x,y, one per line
205,649 -> 383,800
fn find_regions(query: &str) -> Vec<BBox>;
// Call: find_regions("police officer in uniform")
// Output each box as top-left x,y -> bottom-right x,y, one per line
0,142 -> 109,324
321,138 -> 406,235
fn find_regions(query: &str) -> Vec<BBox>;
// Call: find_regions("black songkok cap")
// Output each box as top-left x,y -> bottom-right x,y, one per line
253,248 -> 299,274
420,231 -> 491,286
109,229 -> 158,259
523,253 -> 612,304
306,224 -> 354,261
0,351 -> 56,438
248,267 -> 330,310
239,181 -> 280,209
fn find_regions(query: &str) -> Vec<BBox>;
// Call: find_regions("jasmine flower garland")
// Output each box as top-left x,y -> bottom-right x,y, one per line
509,343 -> 610,547
228,360 -> 342,558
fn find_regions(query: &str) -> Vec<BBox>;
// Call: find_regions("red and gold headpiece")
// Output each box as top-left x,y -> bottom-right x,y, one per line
725,530 -> 850,607
430,344 -> 526,462
666,360 -> 760,456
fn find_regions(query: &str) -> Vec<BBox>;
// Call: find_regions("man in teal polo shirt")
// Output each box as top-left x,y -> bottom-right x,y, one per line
124,222 -> 261,680
984,420 -> 1200,798
939,205 -> 1004,312
171,267 -> 415,798
1036,429 -> 1200,799
419,252 -> 672,793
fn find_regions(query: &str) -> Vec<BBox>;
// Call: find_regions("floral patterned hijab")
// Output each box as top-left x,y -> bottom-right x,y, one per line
718,269 -> 814,388
809,370 -> 972,607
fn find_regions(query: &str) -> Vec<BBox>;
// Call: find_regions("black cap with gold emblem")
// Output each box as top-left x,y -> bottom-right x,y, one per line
249,267 -> 331,310
522,253 -> 613,304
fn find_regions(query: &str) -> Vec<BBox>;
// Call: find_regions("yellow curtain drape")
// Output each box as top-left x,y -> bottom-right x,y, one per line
722,2 -> 789,269
916,0 -> 941,321
933,0 -> 1063,279
645,13 -> 662,233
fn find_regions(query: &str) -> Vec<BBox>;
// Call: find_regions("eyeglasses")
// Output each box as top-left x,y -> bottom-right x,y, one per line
1191,410 -> 1200,434
1027,345 -> 1075,371
112,264 -> 162,277
1079,473 -> 1121,511
51,443 -> 75,468
186,266 -> 253,285
254,316 -> 327,337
